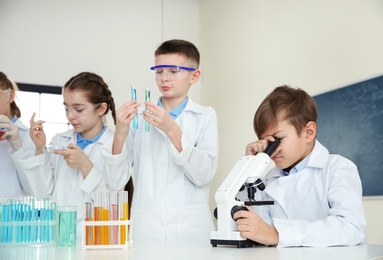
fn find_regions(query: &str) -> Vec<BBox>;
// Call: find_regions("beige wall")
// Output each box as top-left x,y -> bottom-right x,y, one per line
0,0 -> 202,123
200,0 -> 383,244
1,0 -> 382,244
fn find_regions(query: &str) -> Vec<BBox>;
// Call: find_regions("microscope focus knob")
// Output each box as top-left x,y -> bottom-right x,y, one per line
255,179 -> 266,191
231,205 -> 249,220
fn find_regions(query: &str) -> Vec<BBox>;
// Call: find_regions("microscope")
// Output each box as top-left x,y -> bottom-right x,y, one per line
210,138 -> 280,248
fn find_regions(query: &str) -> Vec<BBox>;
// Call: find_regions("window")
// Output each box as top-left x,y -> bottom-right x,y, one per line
15,83 -> 71,144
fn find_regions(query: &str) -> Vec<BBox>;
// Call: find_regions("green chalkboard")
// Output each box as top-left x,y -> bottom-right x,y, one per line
314,75 -> 383,196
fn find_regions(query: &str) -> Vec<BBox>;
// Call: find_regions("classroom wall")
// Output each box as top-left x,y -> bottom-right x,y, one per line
200,0 -> 383,244
1,0 -> 382,244
0,0 -> 202,125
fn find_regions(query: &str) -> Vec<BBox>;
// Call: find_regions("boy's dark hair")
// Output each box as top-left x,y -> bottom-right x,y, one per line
0,71 -> 21,118
154,39 -> 200,68
253,85 -> 318,138
64,72 -> 117,125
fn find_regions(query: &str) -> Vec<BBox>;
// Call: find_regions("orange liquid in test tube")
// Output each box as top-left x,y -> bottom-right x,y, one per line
101,207 -> 109,244
85,201 -> 92,245
119,191 -> 129,245
93,192 -> 102,245
101,192 -> 110,245
93,206 -> 100,245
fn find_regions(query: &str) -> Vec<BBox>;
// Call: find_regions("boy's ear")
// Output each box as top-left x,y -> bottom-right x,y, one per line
190,69 -> 201,84
305,121 -> 317,142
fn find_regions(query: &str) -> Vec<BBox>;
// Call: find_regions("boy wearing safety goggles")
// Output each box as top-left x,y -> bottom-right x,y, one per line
102,39 -> 219,241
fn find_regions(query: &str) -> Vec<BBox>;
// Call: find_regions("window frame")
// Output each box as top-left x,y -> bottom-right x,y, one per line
16,82 -> 71,143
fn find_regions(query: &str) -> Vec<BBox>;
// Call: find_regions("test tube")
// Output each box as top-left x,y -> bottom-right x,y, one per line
2,202 -> 10,243
45,198 -> 55,242
9,198 -> 15,243
25,204 -> 31,243
29,197 -> 38,243
0,203 -> 3,243
131,85 -> 138,129
93,193 -> 101,245
15,199 -> 22,243
118,191 -> 129,245
110,191 -> 118,245
20,200 -> 26,243
85,193 -> 93,245
49,200 -> 56,243
40,197 -> 50,242
101,192 -> 110,245
145,87 -> 150,132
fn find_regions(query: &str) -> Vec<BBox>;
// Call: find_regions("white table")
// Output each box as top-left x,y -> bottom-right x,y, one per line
1,241 -> 383,260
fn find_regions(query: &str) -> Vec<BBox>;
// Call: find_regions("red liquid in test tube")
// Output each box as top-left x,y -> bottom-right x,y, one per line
110,191 -> 118,245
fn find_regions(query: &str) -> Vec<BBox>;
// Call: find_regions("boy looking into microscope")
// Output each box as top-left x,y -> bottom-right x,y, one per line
234,85 -> 366,247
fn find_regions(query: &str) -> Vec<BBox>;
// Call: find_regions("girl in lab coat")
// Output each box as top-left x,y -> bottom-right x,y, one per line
15,72 -> 117,238
0,71 -> 35,196
102,40 -> 219,241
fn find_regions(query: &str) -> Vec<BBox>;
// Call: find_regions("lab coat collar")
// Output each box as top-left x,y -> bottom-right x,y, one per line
267,139 -> 329,181
54,129 -> 77,145
153,97 -> 204,140
13,118 -> 29,131
156,97 -> 204,115
54,128 -> 112,147
183,98 -> 205,114
264,139 -> 330,214
306,140 -> 329,169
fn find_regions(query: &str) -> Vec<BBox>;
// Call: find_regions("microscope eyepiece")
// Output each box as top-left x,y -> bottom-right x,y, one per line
263,137 -> 281,156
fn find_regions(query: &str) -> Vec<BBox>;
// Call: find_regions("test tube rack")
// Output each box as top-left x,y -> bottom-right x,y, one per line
81,219 -> 132,249
0,196 -> 57,247
0,220 -> 57,246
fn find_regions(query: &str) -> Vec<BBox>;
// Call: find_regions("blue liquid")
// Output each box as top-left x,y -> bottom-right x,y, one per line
31,209 -> 38,242
57,211 -> 77,247
145,88 -> 150,132
131,86 -> 138,129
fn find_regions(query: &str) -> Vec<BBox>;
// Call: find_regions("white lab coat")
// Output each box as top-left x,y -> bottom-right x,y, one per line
14,128 -> 116,239
253,140 -> 366,247
1,119 -> 35,196
102,98 -> 219,241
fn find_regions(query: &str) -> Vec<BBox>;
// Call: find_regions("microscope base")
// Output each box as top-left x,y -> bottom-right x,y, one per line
211,238 -> 261,248
210,230 -> 262,248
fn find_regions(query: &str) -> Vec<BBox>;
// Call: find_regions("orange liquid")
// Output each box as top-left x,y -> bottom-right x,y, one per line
85,217 -> 93,245
119,202 -> 129,244
93,207 -> 100,245
101,207 -> 109,245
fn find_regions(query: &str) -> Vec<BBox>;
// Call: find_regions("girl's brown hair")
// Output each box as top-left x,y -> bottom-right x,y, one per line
0,71 -> 21,118
64,72 -> 116,124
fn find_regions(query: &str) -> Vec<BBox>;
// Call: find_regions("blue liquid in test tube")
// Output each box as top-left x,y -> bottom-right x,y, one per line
0,204 -> 3,243
145,87 -> 150,132
24,204 -> 31,242
131,85 -> 138,129
30,198 -> 38,243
